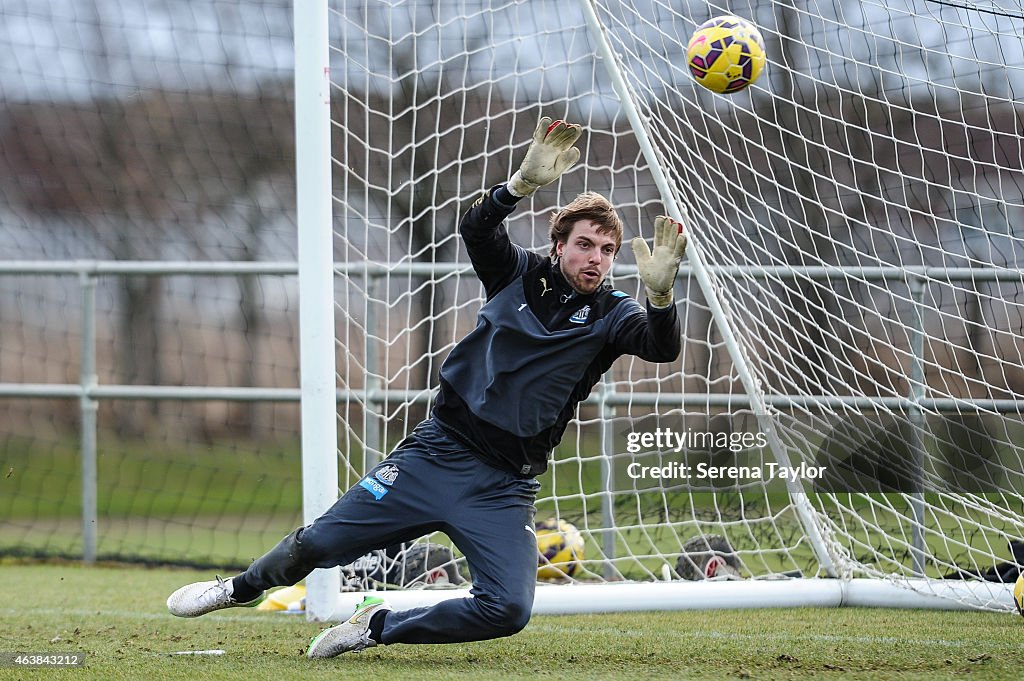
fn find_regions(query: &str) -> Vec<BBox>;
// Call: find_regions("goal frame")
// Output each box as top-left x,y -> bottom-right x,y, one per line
295,0 -> 1022,621
294,0 -> 341,622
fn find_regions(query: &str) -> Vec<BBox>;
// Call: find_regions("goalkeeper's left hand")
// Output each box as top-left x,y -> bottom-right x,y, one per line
631,214 -> 689,308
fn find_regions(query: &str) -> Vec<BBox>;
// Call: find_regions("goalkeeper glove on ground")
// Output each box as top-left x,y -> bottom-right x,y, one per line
507,115 -> 583,197
631,214 -> 688,308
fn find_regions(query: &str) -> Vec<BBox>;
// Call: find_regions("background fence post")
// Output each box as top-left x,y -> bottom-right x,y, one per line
908,274 -> 928,576
79,270 -> 98,564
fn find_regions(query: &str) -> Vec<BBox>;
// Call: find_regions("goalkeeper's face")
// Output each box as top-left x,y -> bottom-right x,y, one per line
556,220 -> 617,294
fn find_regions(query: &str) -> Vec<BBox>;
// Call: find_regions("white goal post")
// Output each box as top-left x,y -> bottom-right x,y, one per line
296,0 -> 1024,620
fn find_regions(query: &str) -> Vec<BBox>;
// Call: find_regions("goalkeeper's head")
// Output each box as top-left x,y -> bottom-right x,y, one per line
549,192 -> 623,294
549,192 -> 624,294
548,192 -> 624,259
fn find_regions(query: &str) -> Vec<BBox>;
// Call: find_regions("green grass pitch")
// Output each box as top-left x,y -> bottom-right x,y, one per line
2,562 -> 1022,680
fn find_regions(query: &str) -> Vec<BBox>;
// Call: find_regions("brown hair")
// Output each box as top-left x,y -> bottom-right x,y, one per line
548,191 -> 624,258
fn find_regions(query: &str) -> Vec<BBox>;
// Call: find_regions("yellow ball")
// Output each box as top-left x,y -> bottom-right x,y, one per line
536,518 -> 585,581
686,16 -> 767,94
1014,572 -> 1024,616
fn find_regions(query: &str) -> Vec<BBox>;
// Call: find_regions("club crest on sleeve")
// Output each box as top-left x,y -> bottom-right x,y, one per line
375,464 -> 400,486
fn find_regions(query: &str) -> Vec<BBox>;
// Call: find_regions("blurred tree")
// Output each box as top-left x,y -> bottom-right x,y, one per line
0,86 -> 294,435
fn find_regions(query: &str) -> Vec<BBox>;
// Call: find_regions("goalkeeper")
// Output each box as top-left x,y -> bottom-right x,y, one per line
167,114 -> 688,658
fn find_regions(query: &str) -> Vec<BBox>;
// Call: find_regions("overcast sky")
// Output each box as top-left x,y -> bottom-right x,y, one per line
0,0 -> 1021,104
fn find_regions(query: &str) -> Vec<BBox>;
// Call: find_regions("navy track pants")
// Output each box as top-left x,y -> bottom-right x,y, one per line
242,419 -> 541,644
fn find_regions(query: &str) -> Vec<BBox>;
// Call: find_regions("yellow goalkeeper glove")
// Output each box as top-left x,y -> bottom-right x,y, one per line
631,214 -> 689,308
507,115 -> 583,197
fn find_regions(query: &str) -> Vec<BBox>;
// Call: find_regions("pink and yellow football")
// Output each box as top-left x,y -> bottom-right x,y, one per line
686,16 -> 767,94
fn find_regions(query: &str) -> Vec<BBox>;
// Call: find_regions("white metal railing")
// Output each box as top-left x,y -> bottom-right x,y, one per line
1,259 -> 1021,565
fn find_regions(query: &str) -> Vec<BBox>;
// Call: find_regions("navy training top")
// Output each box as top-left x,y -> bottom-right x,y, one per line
432,185 -> 681,477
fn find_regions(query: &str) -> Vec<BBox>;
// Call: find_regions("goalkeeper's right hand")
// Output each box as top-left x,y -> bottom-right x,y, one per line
507,115 -> 583,197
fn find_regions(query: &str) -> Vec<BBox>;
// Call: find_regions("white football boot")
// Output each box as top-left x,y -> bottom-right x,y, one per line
306,596 -> 391,659
166,575 -> 265,618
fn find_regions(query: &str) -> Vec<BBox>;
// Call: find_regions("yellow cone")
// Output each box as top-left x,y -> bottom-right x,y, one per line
256,584 -> 306,612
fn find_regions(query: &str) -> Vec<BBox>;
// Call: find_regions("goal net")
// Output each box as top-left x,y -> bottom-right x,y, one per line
321,0 -> 1023,614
